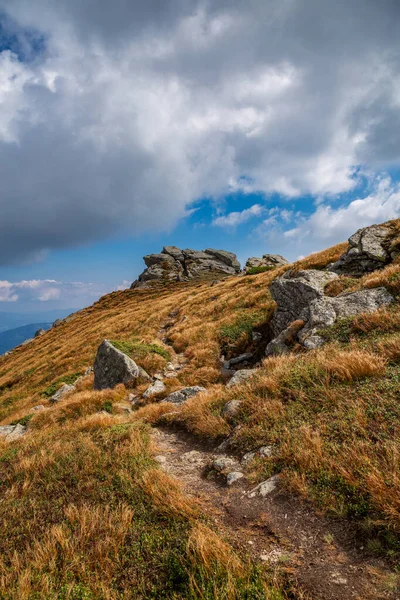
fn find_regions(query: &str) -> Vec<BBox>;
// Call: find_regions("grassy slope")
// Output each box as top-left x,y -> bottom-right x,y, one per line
1,223 -> 400,596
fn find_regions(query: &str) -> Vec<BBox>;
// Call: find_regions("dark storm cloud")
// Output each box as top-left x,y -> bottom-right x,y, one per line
0,0 -> 400,264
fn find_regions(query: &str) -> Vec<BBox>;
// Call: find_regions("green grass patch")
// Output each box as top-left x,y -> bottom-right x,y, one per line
10,413 -> 33,427
246,265 -> 275,275
111,339 -> 171,361
219,309 -> 271,344
41,372 -> 82,398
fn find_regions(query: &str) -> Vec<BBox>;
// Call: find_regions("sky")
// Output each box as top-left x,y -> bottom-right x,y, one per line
1,0 -> 400,312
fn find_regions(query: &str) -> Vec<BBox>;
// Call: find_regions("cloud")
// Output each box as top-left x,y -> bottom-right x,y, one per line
0,1 -> 400,263
284,176 -> 400,250
213,203 -> 265,227
0,279 -> 120,304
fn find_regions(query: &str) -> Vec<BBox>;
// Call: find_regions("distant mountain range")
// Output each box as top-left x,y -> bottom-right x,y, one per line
0,323 -> 53,355
0,309 -> 76,334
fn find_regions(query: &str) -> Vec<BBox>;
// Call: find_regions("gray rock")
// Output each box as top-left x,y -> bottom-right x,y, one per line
242,446 -> 273,465
299,287 -> 394,345
0,423 -> 26,441
222,399 -> 242,418
248,475 -> 279,498
245,254 -> 289,273
162,386 -> 206,404
93,340 -> 151,390
132,246 -> 241,287
34,328 -> 46,338
163,245 -> 185,262
32,404 -> 45,412
226,471 -> 244,486
329,224 -> 394,276
226,353 -> 253,368
252,331 -> 262,342
204,249 -> 241,272
49,383 -> 75,404
213,457 -> 237,472
52,319 -> 62,328
227,369 -> 258,388
142,380 -> 166,398
270,269 -> 338,336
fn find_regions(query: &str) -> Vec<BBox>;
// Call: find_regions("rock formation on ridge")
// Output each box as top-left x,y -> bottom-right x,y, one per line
131,246 -> 241,288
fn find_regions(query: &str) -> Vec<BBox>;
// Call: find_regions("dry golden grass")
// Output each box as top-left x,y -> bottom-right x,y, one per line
1,224 -> 400,593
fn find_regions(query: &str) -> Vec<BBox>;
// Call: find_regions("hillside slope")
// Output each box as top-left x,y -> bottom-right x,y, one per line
0,322 -> 51,355
1,222 -> 400,598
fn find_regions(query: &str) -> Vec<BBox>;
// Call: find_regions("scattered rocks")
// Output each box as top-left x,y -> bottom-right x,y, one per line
241,446 -> 273,465
227,369 -> 258,388
226,471 -> 244,486
0,424 -> 26,441
245,254 -> 289,273
329,224 -> 396,276
93,340 -> 151,390
222,399 -> 243,419
131,246 -> 241,288
142,380 -> 166,398
162,386 -> 206,404
49,383 -> 75,404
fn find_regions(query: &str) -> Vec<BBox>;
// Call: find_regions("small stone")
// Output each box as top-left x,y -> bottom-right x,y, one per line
32,404 -> 45,412
49,384 -> 75,404
227,369 -> 258,388
222,399 -> 242,419
162,386 -> 206,404
248,475 -> 279,498
34,328 -> 46,337
252,332 -> 262,342
227,353 -> 253,368
154,455 -> 167,464
212,457 -> 236,472
226,471 -> 244,486
142,380 -> 166,399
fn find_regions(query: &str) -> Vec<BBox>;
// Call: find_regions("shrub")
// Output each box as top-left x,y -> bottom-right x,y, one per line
246,266 -> 275,275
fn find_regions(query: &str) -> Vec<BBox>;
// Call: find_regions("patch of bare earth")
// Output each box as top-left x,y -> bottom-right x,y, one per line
152,427 -> 398,600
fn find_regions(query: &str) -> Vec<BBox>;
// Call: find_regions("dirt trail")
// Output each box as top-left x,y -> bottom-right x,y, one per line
152,426 -> 398,600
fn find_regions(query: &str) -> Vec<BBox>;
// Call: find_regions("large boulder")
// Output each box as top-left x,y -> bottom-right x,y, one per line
245,254 -> 289,273
329,224 -> 396,276
298,287 -> 394,349
269,269 -> 338,336
131,246 -> 241,288
94,340 -> 151,390
266,268 -> 394,355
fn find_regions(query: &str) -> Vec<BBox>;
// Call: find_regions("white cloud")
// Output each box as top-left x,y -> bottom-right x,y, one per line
284,177 -> 400,249
0,279 -> 125,305
213,204 -> 265,227
0,1 -> 399,262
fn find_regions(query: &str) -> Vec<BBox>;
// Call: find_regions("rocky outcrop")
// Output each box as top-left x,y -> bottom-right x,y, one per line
245,254 -> 289,273
266,268 -> 394,355
162,386 -> 206,404
131,246 -> 241,288
0,424 -> 26,441
34,328 -> 45,338
270,270 -> 338,336
94,340 -> 151,390
328,224 -> 398,276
